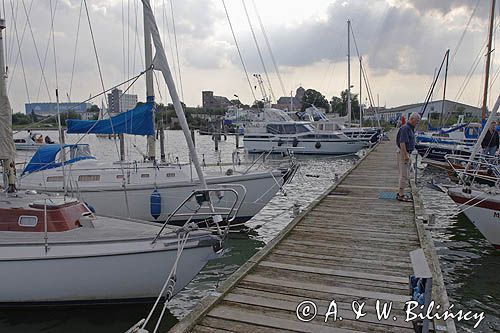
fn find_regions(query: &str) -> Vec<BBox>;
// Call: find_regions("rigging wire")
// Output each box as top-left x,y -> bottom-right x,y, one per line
162,0 -> 179,93
454,42 -> 487,101
83,0 -> 108,109
35,2 -> 57,102
68,0 -> 84,100
2,0 -> 7,67
450,0 -> 480,67
169,0 -> 184,101
14,69 -> 151,134
6,0 -> 19,67
9,0 -> 30,103
241,0 -> 275,103
251,0 -> 286,97
221,0 -> 258,105
21,0 -> 51,102
122,0 -> 126,90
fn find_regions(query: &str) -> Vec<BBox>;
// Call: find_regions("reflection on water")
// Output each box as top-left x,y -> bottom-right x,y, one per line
419,167 -> 499,333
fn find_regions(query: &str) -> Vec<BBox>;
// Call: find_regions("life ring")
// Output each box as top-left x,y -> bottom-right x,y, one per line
292,138 -> 299,147
315,141 -> 321,149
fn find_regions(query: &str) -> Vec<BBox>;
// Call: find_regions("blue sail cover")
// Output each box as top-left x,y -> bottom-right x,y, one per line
66,102 -> 155,135
22,144 -> 95,176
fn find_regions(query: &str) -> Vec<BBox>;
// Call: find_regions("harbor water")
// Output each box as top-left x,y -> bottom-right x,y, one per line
3,131 -> 499,332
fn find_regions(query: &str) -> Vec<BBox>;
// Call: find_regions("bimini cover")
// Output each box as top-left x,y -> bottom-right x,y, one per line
22,144 -> 95,176
66,102 -> 154,136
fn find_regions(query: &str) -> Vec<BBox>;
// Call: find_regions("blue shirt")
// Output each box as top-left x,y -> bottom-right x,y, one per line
396,123 -> 415,153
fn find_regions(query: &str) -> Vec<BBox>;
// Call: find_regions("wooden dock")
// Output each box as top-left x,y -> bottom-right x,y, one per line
170,132 -> 456,333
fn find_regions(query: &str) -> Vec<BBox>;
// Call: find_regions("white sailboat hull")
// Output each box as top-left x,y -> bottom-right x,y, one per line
0,236 -> 220,304
448,188 -> 500,249
19,164 -> 287,223
78,173 -> 282,223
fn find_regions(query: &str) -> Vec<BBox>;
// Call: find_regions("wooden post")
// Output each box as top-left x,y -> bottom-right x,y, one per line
235,126 -> 240,148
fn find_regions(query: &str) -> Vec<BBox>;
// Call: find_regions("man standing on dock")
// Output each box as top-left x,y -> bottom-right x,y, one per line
481,121 -> 499,157
396,112 -> 420,202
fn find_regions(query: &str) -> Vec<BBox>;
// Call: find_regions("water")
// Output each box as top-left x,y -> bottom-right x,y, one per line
418,167 -> 500,333
4,131 -> 499,332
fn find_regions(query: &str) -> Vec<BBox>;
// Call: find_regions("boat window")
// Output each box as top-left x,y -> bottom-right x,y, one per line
296,124 -> 313,133
70,145 -> 93,159
266,124 -> 282,134
283,124 -> 297,134
141,174 -> 150,178
166,173 -> 175,177
18,215 -> 38,227
116,174 -> 124,179
303,134 -> 317,139
78,175 -> 100,182
47,176 -> 64,182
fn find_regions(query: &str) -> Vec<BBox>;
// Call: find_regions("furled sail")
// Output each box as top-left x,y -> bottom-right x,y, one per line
66,102 -> 154,136
0,94 -> 15,161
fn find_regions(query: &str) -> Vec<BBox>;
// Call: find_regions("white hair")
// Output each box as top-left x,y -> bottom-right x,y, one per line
409,112 -> 421,121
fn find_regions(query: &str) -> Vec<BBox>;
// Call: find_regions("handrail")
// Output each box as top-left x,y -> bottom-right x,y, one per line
445,153 -> 500,183
151,187 -> 242,244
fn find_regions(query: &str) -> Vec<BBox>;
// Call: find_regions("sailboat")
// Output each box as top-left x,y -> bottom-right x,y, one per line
447,97 -> 500,249
0,17 -> 224,304
18,2 -> 297,225
446,0 -> 500,249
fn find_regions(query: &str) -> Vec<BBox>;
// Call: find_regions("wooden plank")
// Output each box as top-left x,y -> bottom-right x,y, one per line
258,260 -> 409,284
280,239 -> 414,258
243,275 -> 410,303
198,317 -> 292,333
270,249 -> 412,270
207,305 -> 363,333
250,264 -> 410,292
224,292 -> 413,330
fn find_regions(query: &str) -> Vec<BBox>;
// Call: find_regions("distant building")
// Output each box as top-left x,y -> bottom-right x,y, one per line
107,88 -> 138,114
81,111 -> 98,120
376,100 -> 482,122
273,87 -> 305,111
24,102 -> 92,116
202,91 -> 232,109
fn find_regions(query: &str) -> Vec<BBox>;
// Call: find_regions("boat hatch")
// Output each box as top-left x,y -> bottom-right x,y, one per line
18,215 -> 38,227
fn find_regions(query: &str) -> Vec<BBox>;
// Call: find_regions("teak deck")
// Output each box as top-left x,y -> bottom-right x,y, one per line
169,132 -> 456,333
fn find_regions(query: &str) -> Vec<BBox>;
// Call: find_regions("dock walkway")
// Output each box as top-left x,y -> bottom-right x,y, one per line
170,132 -> 455,333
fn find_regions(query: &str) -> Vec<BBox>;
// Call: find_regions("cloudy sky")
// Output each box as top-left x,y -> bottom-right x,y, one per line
3,0 -> 500,113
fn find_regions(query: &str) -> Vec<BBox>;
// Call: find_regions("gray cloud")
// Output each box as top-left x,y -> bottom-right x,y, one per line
2,0 -> 496,112
229,0 -> 490,77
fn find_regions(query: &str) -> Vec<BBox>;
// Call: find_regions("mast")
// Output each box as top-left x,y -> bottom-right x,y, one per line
0,18 -> 16,192
55,88 -> 67,195
481,0 -> 496,120
440,49 -> 449,127
141,0 -> 208,188
359,56 -> 362,126
144,1 -> 156,160
347,20 -> 351,126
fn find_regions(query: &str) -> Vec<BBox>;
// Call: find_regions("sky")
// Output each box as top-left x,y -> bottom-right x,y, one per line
2,0 -> 500,113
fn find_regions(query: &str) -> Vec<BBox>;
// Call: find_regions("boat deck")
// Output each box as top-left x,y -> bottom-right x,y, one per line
169,131 -> 456,333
